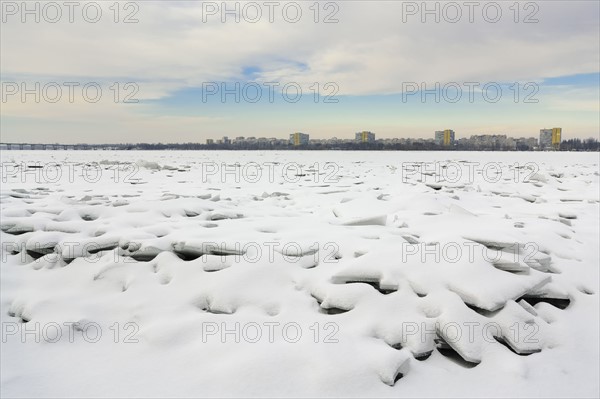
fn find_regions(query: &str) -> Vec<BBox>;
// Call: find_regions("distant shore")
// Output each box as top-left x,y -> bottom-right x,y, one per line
1,143 -> 599,152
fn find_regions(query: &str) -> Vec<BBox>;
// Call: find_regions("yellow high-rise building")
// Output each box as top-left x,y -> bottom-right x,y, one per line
355,131 -> 375,143
551,128 -> 562,149
540,127 -> 562,150
443,129 -> 454,146
289,132 -> 309,146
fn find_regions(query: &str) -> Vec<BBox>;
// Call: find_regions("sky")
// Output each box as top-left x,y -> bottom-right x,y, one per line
1,0 -> 599,144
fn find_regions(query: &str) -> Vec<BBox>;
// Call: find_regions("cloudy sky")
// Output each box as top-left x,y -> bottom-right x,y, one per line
1,0 -> 599,143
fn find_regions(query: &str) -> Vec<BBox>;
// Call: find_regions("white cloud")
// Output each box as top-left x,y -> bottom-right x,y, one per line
2,1 -> 598,94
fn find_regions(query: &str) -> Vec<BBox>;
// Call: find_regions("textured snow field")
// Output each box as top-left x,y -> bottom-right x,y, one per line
1,150 -> 599,398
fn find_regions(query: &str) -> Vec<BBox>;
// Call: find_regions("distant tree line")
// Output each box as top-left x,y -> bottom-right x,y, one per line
559,138 -> 600,151
5,139 -> 598,151
119,139 -> 599,151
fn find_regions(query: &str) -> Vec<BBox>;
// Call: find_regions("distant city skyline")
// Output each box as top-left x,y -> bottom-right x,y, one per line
0,128 -> 566,144
5,127 -> 598,152
0,126 -> 582,148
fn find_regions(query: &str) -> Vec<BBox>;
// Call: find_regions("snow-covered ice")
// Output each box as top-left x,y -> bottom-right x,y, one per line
1,150 -> 598,397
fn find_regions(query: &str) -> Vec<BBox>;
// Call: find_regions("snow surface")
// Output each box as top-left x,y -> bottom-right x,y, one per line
1,150 -> 598,397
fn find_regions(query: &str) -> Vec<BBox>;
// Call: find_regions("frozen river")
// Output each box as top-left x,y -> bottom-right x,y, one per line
1,150 -> 599,397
